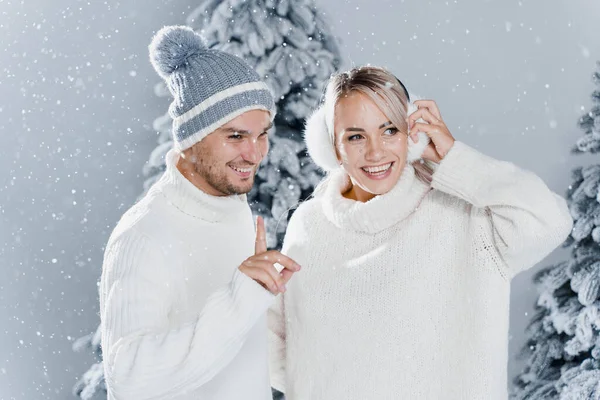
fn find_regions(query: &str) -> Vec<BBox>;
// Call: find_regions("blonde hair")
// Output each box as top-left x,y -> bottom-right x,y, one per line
324,66 -> 433,184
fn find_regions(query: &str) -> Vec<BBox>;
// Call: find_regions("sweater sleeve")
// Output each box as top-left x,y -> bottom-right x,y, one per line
430,141 -> 573,279
100,228 -> 275,400
267,292 -> 286,393
267,206 -> 308,394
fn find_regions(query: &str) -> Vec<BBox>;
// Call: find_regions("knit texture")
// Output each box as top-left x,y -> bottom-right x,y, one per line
149,26 -> 276,150
100,149 -> 274,400
268,141 -> 573,399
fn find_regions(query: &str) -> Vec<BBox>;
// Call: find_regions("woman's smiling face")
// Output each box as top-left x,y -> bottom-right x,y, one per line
334,91 -> 409,203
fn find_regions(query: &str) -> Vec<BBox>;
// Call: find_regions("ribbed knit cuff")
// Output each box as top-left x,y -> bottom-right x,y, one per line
430,141 -> 495,206
230,268 -> 276,314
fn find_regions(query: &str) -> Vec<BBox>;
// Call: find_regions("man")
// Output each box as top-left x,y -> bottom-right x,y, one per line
99,25 -> 300,400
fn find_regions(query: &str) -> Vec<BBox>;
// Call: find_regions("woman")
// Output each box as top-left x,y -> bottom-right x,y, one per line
268,66 -> 573,399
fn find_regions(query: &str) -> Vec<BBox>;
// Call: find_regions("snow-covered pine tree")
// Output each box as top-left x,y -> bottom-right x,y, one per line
511,63 -> 600,399
73,2 -> 341,398
72,328 -> 105,399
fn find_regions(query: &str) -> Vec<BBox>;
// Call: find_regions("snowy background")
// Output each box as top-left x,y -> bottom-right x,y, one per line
1,0 -> 599,398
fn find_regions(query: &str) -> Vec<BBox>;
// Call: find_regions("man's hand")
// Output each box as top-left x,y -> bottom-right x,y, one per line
239,216 -> 301,294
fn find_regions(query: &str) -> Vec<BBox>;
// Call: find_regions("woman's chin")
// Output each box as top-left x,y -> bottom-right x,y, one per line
352,177 -> 399,200
357,171 -> 401,193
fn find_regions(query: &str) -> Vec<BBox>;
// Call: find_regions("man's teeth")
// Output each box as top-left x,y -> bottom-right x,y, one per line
232,166 -> 253,173
362,163 -> 392,174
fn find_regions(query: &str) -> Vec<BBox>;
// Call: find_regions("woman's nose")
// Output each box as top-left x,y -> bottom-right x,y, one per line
364,138 -> 385,161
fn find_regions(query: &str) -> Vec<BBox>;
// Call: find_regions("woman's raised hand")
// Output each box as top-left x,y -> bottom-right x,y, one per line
407,99 -> 456,163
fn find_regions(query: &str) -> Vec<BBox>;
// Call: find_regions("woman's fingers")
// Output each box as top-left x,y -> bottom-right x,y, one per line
408,121 -> 455,160
413,99 -> 442,120
408,107 -> 442,129
409,122 -> 441,140
407,100 -> 455,160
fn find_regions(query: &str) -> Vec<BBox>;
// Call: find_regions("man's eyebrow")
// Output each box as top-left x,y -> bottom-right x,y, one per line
220,121 -> 273,135
221,127 -> 251,135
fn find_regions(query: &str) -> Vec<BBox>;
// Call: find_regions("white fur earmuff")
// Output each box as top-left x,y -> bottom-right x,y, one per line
405,97 -> 431,163
304,92 -> 430,172
304,106 -> 338,172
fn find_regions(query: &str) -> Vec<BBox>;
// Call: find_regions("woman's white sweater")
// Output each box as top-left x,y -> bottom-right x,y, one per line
268,141 -> 573,400
100,150 -> 275,400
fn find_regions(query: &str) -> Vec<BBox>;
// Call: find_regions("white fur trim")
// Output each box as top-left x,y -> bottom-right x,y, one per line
304,106 -> 339,172
405,96 -> 431,162
406,131 -> 431,162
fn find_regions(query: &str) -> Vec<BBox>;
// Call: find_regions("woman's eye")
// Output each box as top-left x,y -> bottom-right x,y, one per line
229,134 -> 243,140
383,127 -> 398,136
348,134 -> 363,141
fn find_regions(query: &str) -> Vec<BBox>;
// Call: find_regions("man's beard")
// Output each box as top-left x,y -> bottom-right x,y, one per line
194,162 -> 255,196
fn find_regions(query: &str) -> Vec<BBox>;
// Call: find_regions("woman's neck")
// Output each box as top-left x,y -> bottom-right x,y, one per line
342,185 -> 376,203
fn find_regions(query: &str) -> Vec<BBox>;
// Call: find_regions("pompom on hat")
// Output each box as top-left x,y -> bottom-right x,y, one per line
149,26 -> 276,151
304,86 -> 430,172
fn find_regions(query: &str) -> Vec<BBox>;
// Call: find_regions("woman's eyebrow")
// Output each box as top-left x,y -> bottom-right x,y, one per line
345,127 -> 365,132
344,121 -> 393,132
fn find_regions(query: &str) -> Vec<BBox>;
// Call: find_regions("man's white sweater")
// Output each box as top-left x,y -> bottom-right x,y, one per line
100,150 -> 275,400
269,141 -> 573,399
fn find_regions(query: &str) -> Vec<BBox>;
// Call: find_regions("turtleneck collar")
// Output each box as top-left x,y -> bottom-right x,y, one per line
157,149 -> 249,223
320,164 -> 432,234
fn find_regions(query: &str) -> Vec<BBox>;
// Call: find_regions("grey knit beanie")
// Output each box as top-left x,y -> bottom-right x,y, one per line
149,25 -> 276,150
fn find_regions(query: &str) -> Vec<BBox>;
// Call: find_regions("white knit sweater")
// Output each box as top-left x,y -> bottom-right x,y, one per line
99,150 -> 275,400
268,141 -> 573,400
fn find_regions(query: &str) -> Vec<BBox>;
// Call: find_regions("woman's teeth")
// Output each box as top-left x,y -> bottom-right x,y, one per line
362,162 -> 392,174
